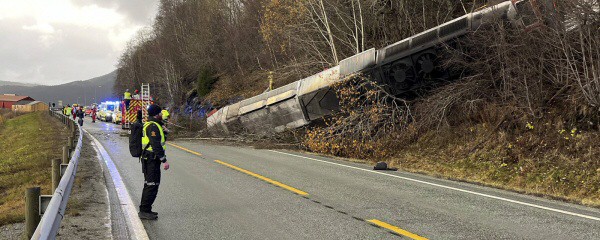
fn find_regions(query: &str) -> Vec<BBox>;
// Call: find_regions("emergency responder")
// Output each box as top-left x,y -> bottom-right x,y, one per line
64,105 -> 72,117
133,89 -> 140,99
91,104 -> 97,123
72,104 -> 78,120
161,109 -> 171,139
139,104 -> 170,220
76,106 -> 84,126
124,89 -> 132,110
161,109 -> 170,121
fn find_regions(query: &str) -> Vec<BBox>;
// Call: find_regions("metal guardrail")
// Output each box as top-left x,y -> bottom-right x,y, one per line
30,110 -> 83,240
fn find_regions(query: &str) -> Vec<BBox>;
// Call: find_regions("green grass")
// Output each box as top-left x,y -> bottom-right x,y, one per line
0,112 -> 69,226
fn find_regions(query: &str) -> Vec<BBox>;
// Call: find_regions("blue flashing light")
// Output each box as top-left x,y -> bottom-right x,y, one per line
101,101 -> 121,105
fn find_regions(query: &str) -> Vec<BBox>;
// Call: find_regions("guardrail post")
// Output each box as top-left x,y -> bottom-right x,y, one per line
62,146 -> 69,164
25,187 -> 41,239
72,123 -> 77,138
52,158 -> 61,192
68,137 -> 73,150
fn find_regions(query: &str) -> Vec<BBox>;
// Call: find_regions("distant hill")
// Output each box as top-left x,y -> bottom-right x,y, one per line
0,71 -> 116,106
0,81 -> 38,87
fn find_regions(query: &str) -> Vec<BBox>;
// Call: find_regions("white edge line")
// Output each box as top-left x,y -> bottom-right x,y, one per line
85,129 -> 150,240
269,150 -> 600,222
91,142 -> 114,239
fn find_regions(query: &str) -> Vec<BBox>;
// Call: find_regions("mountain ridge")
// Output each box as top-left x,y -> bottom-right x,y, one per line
0,71 -> 116,105
0,81 -> 39,87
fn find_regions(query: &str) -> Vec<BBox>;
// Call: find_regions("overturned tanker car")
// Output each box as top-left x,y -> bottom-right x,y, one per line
207,0 -> 557,135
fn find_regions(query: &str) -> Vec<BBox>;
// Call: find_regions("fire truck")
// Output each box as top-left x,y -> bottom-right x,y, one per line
120,83 -> 152,129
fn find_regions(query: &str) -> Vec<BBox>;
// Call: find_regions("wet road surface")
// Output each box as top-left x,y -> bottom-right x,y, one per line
83,119 -> 600,240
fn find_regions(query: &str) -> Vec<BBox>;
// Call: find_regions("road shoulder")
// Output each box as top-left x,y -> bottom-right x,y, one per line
58,135 -> 111,239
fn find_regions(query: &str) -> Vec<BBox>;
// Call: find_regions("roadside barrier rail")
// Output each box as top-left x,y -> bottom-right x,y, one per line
28,110 -> 83,240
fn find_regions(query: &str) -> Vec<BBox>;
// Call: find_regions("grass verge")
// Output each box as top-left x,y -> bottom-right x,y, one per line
301,121 -> 600,207
388,123 -> 600,207
0,111 -> 69,226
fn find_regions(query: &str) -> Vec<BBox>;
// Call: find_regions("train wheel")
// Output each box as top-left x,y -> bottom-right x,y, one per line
415,52 -> 437,77
391,62 -> 417,90
414,51 -> 451,91
382,61 -> 417,96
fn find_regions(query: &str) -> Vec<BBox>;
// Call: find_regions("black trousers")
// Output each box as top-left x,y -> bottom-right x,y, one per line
125,99 -> 131,110
140,152 -> 161,212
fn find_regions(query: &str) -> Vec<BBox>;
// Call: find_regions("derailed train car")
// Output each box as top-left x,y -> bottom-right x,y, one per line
207,0 -> 555,135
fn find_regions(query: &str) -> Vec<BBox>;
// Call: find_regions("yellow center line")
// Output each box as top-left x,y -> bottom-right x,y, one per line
169,143 -> 427,238
367,219 -> 428,240
214,160 -> 309,196
167,142 -> 202,156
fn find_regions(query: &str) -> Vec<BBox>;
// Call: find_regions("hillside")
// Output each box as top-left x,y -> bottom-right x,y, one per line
0,81 -> 38,87
0,71 -> 116,105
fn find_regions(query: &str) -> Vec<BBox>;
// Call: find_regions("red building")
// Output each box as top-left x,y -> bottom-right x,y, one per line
0,94 -> 35,109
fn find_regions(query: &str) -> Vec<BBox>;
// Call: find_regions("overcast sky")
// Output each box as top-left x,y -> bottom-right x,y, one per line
0,0 -> 159,85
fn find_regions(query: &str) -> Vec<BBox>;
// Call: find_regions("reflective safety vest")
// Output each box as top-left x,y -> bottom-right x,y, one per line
142,121 -> 166,152
124,91 -> 132,100
65,107 -> 72,115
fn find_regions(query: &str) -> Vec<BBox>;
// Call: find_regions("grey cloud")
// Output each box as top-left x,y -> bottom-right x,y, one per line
0,0 -> 159,85
72,0 -> 159,24
0,19 -> 121,85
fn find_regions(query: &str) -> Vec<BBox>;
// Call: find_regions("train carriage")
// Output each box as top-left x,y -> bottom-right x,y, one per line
207,0 -> 558,134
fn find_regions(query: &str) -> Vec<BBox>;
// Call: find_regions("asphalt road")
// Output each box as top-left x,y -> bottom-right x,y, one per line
82,119 -> 600,239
